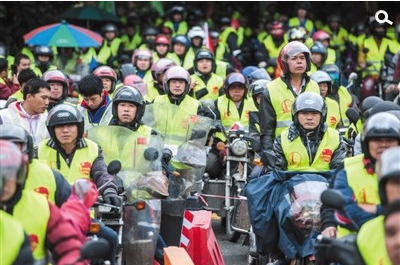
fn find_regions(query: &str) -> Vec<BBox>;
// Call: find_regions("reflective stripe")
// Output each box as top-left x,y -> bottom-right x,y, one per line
276,120 -> 292,128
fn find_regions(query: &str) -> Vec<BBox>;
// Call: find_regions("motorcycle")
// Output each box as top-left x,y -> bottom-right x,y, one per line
246,153 -> 333,264
87,126 -> 165,265
142,102 -> 212,198
315,189 -> 365,265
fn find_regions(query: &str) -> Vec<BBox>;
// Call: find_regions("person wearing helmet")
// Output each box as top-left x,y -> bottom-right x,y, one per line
132,48 -> 154,85
0,123 -> 71,207
287,26 -> 310,45
153,35 -> 173,61
37,103 -> 120,265
209,29 -> 230,62
312,30 -> 337,65
122,74 -> 148,100
320,64 -> 355,128
163,5 -> 189,37
259,41 -> 320,152
383,200 -> 400,265
258,21 -> 288,77
205,73 -> 258,178
0,139 -> 86,264
41,69 -> 70,111
31,46 -> 57,76
147,58 -> 176,102
0,57 -> 20,100
0,78 -> 50,147
187,26 -> 206,53
154,65 -> 204,115
77,74 -> 113,131
93,65 -> 118,97
358,20 -> 399,78
333,112 -> 400,238
355,146 -> 400,265
288,2 -> 315,37
138,26 -> 159,50
120,22 -> 142,55
309,41 -> 328,72
248,79 -> 270,139
310,70 -> 341,129
322,14 -> 349,55
273,92 -> 346,171
0,209 -> 35,265
191,48 -> 224,100
97,23 -> 123,68
218,16 -> 241,65
169,34 -> 194,70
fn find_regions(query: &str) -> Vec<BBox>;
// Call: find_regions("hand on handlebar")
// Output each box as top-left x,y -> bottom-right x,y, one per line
321,226 -> 337,238
103,188 -> 122,207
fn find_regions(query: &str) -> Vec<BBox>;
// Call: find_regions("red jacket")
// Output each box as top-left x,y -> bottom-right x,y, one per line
0,77 -> 20,100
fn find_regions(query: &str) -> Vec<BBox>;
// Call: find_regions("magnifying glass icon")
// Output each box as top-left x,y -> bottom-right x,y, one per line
375,10 -> 393,25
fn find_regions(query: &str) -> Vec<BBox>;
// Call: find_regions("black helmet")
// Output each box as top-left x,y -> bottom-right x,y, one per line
360,96 -> 384,120
35,46 -> 53,57
169,5 -> 185,16
112,85 -> 145,125
142,26 -> 159,37
327,14 -> 341,23
102,23 -> 118,33
361,113 -> 400,159
320,64 -> 341,93
310,70 -> 332,95
310,41 -> 328,62
0,124 -> 34,161
292,92 -> 327,128
223,72 -> 249,97
46,104 -> 84,140
378,146 -> 400,207
0,140 -> 28,190
369,101 -> 400,117
194,48 -> 215,73
249,79 -> 270,108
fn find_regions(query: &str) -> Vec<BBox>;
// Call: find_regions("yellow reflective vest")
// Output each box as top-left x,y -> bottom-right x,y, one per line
13,190 -> 50,262
97,38 -> 122,65
0,211 -> 27,265
38,138 -> 99,184
281,127 -> 340,171
216,95 -> 258,141
163,21 -> 188,37
191,73 -> 224,100
338,154 -> 380,237
267,78 -> 320,137
357,215 -> 391,265
336,86 -> 353,127
288,18 -> 315,36
325,97 -> 341,129
25,159 -> 57,205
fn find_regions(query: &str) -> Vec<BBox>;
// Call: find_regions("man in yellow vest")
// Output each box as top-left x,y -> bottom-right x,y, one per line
259,41 -> 320,152
356,146 -> 400,264
333,113 -> 400,238
383,201 -> 400,265
147,58 -> 176,102
93,65 -> 118,98
31,46 -> 57,77
205,72 -> 258,178
0,210 -> 34,265
0,140 -> 85,265
37,103 -> 120,265
272,92 -> 346,171
41,69 -> 71,111
190,48 -> 224,101
0,124 -> 71,207
169,35 -> 194,71
97,23 -> 123,68
288,2 -> 315,37
310,70 -> 341,129
163,5 -> 188,37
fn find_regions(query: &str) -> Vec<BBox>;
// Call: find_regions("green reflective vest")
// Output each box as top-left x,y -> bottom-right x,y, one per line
121,32 -> 142,52
191,73 -> 223,100
267,78 -> 320,137
361,37 -> 399,74
338,154 -> 380,237
322,26 -> 349,52
97,38 -> 122,65
288,18 -> 315,36
281,127 -> 340,171
38,138 -> 99,184
0,211 -> 27,265
163,21 -> 188,37
336,86 -> 353,127
13,190 -> 50,262
357,216 -> 391,265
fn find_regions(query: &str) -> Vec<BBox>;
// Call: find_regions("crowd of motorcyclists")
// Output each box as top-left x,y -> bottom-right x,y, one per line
1,2 -> 400,265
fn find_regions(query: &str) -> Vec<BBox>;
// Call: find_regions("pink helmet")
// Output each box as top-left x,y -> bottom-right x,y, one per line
162,66 -> 191,94
123,74 -> 148,96
277,41 -> 311,75
42,69 -> 69,99
312,30 -> 331,42
132,48 -> 153,66
151,58 -> 177,81
93,66 -> 118,93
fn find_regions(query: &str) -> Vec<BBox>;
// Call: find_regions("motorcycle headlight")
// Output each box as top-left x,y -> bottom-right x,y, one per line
230,139 -> 247,156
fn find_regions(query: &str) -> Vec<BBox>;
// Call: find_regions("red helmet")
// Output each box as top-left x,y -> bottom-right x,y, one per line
132,48 -> 153,66
93,66 -> 117,93
123,74 -> 148,96
312,30 -> 331,42
151,58 -> 176,81
277,41 -> 311,75
270,21 -> 285,39
42,69 -> 69,99
155,35 -> 170,46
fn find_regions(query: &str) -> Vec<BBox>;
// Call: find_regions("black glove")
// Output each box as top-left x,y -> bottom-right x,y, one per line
103,188 -> 122,207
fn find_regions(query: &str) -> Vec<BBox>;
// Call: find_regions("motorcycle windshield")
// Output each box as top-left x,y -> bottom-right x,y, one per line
87,125 -> 168,200
142,102 -> 212,197
288,180 -> 328,231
